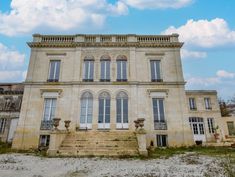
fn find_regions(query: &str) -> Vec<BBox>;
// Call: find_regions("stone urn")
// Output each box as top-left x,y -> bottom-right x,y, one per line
137,118 -> 145,129
134,120 -> 140,129
53,118 -> 61,130
64,120 -> 71,131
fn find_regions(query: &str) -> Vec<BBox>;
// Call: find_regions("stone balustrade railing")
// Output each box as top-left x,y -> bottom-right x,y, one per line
32,34 -> 179,44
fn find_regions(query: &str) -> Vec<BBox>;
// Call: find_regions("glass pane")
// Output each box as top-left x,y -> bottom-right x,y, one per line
101,61 -> 105,79
116,99 -> 121,123
122,61 -> 127,80
55,61 -> 60,80
123,99 -> 128,123
84,62 -> 89,79
49,61 -> 55,79
117,61 -> 121,80
106,61 -> 110,79
155,61 -> 160,80
89,61 -> 94,80
98,99 -> 104,123
159,99 -> 165,122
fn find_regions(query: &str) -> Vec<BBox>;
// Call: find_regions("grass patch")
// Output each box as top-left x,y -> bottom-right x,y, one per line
148,146 -> 235,161
0,141 -> 12,154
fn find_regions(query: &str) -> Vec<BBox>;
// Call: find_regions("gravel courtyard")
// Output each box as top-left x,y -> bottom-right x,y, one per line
0,153 -> 233,177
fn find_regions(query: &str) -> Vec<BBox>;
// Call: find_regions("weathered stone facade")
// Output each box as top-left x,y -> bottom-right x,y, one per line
12,34 -> 224,151
0,84 -> 23,142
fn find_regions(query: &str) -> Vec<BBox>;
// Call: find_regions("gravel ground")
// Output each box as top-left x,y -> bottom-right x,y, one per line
0,153 -> 231,177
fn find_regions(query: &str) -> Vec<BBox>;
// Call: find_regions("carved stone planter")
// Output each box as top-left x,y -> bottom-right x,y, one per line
137,118 -> 145,129
64,120 -> 71,131
134,120 -> 140,129
53,118 -> 61,130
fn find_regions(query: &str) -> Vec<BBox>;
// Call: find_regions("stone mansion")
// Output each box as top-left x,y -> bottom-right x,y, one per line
11,34 -> 234,156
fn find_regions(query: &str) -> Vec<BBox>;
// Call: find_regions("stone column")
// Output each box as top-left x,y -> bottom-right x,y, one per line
136,129 -> 148,156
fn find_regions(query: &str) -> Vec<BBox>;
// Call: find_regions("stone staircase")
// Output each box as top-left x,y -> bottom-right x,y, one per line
57,131 -> 139,156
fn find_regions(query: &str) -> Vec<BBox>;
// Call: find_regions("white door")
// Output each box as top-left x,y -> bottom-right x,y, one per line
80,92 -> 93,130
7,118 -> 19,142
98,95 -> 110,129
116,92 -> 129,129
189,117 -> 206,142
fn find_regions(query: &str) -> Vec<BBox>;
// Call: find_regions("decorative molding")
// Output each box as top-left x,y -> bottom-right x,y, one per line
46,53 -> 66,57
145,52 -> 165,56
147,89 -> 169,98
40,89 -> 63,98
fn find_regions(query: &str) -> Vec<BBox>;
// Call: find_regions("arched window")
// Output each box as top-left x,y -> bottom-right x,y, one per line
116,55 -> 127,82
98,92 -> 111,129
116,91 -> 128,129
100,55 -> 111,82
80,91 -> 93,129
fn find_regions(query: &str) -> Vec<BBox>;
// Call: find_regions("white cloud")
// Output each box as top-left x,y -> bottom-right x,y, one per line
121,0 -> 193,9
0,43 -> 25,69
0,0 -> 128,36
187,77 -> 220,86
181,49 -> 207,59
0,71 -> 24,82
186,70 -> 235,87
0,43 -> 26,82
216,70 -> 235,79
163,18 -> 235,48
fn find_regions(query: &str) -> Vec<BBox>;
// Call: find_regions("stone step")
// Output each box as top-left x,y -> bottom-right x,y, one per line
58,131 -> 139,157
60,142 -> 138,148
58,149 -> 138,156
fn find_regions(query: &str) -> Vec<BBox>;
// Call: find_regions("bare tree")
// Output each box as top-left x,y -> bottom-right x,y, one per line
218,98 -> 231,117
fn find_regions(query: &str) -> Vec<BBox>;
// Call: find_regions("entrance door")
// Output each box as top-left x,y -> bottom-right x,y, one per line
80,92 -> 93,129
98,92 -> 110,129
116,91 -> 128,129
7,118 -> 19,142
189,117 -> 206,142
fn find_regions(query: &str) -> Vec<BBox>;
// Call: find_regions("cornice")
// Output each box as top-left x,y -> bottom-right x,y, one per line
23,81 -> 186,86
27,42 -> 184,48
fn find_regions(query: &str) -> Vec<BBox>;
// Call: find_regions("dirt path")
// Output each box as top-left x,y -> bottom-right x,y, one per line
0,153 -> 230,177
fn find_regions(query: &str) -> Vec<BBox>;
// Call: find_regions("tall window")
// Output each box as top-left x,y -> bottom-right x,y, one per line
150,60 -> 161,82
41,98 -> 57,130
0,118 -> 6,134
204,98 -> 212,110
48,61 -> 60,82
83,59 -> 94,82
189,98 -> 197,110
117,55 -> 127,81
116,92 -> 128,126
207,118 -> 215,133
80,92 -> 93,126
153,98 -> 165,123
156,135 -> 167,147
98,92 -> 111,125
227,122 -> 235,135
100,56 -> 110,81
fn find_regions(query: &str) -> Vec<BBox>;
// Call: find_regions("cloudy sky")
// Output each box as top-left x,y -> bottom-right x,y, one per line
0,0 -> 235,99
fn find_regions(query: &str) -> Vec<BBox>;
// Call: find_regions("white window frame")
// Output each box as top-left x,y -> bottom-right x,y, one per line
189,98 -> 196,110
207,118 -> 215,133
83,60 -> 94,81
204,98 -> 211,110
48,60 -> 60,81
0,118 -> 6,134
100,60 -> 110,81
150,60 -> 161,81
117,60 -> 127,81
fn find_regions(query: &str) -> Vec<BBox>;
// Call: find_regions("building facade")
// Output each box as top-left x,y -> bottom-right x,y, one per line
12,34 -> 225,151
0,84 -> 23,143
